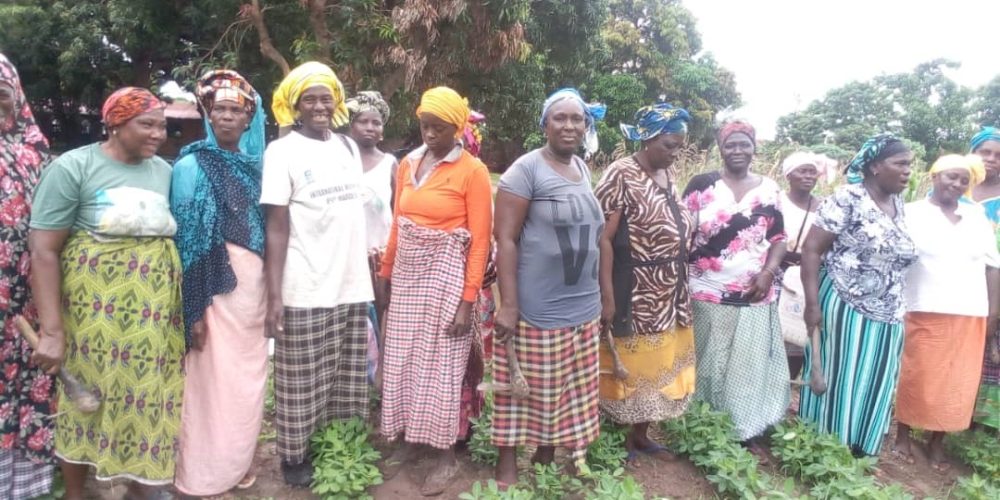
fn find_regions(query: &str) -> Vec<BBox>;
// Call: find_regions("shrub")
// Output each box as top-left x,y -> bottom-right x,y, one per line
309,417 -> 383,500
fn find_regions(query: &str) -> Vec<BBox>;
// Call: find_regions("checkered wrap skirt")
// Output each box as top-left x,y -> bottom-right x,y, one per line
275,302 -> 368,463
492,319 -> 601,450
380,218 -> 473,449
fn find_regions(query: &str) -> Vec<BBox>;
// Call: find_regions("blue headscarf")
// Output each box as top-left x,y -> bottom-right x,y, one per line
539,88 -> 606,157
171,71 -> 266,349
970,126 -> 1000,152
844,133 -> 906,184
620,103 -> 690,142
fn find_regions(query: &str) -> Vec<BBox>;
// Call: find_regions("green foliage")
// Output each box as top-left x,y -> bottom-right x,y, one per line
662,401 -> 798,499
769,420 -> 912,500
950,473 -> 1000,500
585,417 -> 630,472
458,480 -> 535,500
309,417 -> 383,500
531,462 -> 584,500
468,390 -> 500,466
945,429 -> 1000,483
583,467 -> 647,500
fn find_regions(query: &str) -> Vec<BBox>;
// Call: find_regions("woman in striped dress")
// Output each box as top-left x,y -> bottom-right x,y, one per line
799,134 -> 917,456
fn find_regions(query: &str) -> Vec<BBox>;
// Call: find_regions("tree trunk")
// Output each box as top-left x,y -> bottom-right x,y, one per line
249,0 -> 291,75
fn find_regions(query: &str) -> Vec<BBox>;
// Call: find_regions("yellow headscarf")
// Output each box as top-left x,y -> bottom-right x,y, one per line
271,61 -> 349,128
929,153 -> 986,197
415,86 -> 469,139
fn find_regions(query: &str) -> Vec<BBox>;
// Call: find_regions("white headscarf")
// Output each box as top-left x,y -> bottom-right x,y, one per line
781,151 -> 838,183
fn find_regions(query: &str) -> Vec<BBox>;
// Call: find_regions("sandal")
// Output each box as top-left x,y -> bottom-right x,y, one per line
236,472 -> 257,490
635,443 -> 677,461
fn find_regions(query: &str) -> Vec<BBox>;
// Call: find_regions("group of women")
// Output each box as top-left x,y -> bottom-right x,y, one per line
1,47 -> 999,500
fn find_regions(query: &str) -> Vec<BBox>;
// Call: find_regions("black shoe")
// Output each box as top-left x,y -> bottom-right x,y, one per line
281,460 -> 314,487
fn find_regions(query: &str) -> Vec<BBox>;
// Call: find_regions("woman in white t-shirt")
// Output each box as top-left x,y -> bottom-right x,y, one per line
894,154 -> 999,469
777,152 -> 836,382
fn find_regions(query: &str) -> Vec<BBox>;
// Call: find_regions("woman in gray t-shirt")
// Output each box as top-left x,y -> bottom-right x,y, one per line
491,88 -> 604,486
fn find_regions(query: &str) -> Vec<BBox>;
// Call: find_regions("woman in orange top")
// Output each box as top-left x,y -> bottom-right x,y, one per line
377,86 -> 492,496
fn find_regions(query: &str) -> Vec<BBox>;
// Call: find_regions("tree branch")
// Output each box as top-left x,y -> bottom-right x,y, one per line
247,0 -> 291,75
305,0 -> 332,62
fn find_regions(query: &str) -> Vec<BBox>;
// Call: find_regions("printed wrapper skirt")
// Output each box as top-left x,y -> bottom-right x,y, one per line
799,271 -> 903,456
54,233 -> 185,485
381,218 -> 473,449
491,319 -> 601,455
599,327 -> 696,424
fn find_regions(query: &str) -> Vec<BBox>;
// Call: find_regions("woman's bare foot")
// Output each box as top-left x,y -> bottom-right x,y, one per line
421,448 -> 460,496
629,423 -> 676,462
927,432 -> 950,471
892,424 -> 915,464
382,442 -> 417,480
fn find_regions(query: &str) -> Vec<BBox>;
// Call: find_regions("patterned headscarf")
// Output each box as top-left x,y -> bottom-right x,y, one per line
196,69 -> 257,115
620,102 -> 690,142
271,61 -> 349,128
463,110 -> 486,157
416,86 -> 470,139
539,88 -> 607,157
1,51 -> 49,226
844,133 -> 908,184
717,121 -> 756,147
346,90 -> 391,123
970,126 -> 1000,153
929,154 -> 986,198
101,87 -> 166,128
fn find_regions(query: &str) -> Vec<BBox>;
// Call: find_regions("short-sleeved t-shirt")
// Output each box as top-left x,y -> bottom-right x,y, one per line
813,183 -> 917,323
260,131 -> 373,308
497,149 -> 602,329
30,143 -> 177,237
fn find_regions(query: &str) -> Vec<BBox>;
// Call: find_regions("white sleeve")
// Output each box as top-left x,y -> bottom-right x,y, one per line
981,217 -> 1000,269
260,142 -> 293,206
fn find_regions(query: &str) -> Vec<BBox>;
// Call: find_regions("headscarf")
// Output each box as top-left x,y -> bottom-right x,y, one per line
844,133 -> 908,184
101,87 -> 166,128
781,151 -> 838,183
346,90 -> 391,123
620,102 -> 690,142
717,121 -> 756,147
196,69 -> 257,115
539,88 -> 607,157
172,70 -> 266,349
415,86 -> 470,139
970,126 -> 1000,153
271,61 -> 349,128
463,110 -> 486,157
929,154 -> 985,198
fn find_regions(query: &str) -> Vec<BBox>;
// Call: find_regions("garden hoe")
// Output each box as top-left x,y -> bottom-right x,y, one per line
477,336 -> 530,398
15,316 -> 101,414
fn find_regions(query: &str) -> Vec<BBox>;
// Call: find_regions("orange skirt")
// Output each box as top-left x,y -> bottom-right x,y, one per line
896,312 -> 986,432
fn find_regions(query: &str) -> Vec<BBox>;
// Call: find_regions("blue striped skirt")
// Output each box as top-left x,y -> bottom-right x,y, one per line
799,271 -> 904,456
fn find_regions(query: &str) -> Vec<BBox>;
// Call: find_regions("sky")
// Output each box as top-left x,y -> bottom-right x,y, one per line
683,0 -> 1000,139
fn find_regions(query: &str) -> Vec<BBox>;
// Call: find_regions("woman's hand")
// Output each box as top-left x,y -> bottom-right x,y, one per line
809,355 -> 827,395
746,269 -> 775,303
803,301 -> 821,333
265,297 -> 284,340
782,251 -> 802,268
447,300 -> 474,337
375,277 -> 391,315
600,294 -> 616,329
31,328 -> 65,376
495,305 -> 519,343
190,320 -> 207,351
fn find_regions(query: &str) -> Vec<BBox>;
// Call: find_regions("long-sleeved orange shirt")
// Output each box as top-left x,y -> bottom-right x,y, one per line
379,145 -> 493,301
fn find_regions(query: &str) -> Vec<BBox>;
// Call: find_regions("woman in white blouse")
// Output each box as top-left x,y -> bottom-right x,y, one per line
894,154 -> 1000,469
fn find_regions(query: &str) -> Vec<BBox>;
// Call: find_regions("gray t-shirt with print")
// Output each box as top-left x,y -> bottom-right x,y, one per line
498,149 -> 603,329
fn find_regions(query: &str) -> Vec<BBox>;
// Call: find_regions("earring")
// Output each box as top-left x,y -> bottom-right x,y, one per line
112,129 -> 118,136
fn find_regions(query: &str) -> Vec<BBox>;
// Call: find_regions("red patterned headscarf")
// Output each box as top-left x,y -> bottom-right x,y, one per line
718,121 -> 756,147
101,87 -> 165,128
195,69 -> 257,115
0,52 -> 49,197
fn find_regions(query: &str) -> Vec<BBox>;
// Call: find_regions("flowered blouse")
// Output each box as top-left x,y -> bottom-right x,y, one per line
683,172 -> 785,306
813,183 -> 917,323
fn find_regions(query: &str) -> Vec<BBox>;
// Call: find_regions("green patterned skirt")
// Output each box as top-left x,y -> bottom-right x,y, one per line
54,233 -> 185,484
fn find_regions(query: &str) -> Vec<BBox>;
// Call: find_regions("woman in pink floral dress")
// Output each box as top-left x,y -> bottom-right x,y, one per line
681,121 -> 789,455
0,52 -> 56,499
